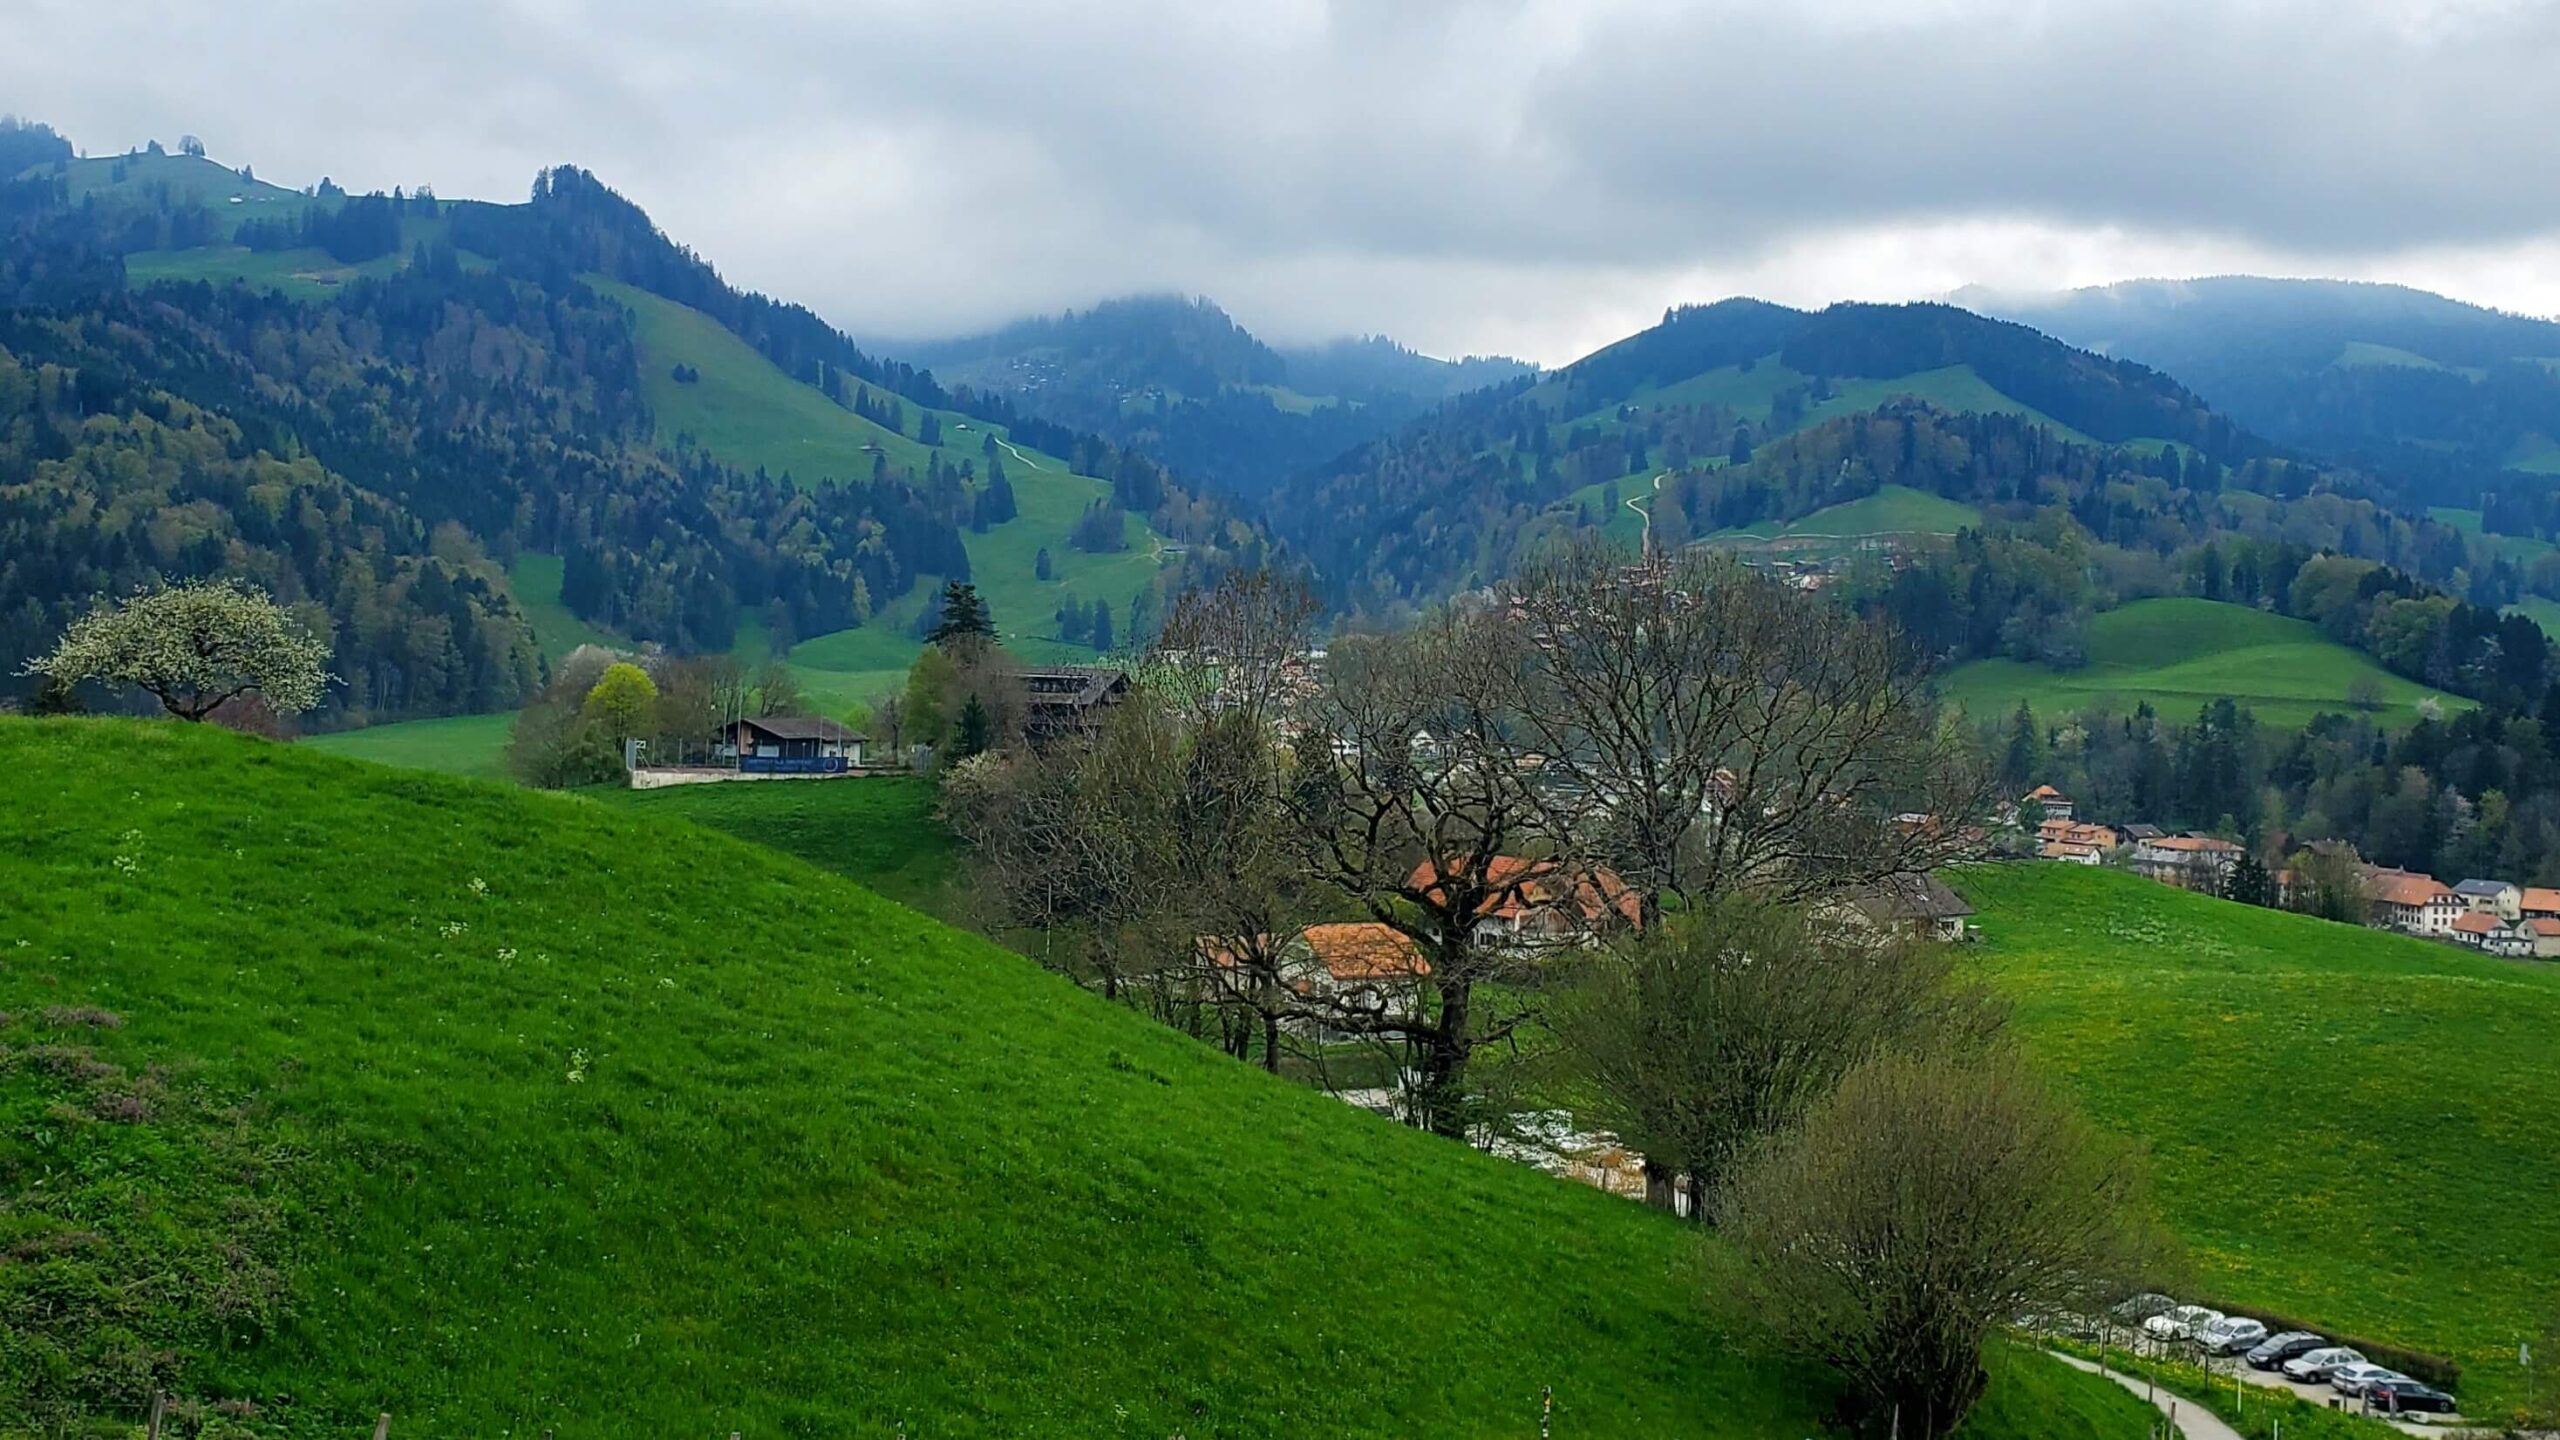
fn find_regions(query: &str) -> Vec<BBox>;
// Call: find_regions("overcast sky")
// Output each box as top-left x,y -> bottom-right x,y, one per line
8,0 -> 2560,365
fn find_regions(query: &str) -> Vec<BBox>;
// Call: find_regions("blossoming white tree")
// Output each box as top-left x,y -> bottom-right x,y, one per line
21,580 -> 332,721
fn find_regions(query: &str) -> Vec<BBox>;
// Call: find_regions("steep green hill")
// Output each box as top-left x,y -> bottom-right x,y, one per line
1960,862 -> 2560,1412
1938,597 -> 2465,728
0,719 -> 2145,1437
594,278 -> 1171,668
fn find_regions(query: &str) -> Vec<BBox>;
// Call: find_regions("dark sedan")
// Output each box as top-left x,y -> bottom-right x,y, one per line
2368,1380 -> 2459,1416
2244,1331 -> 2326,1370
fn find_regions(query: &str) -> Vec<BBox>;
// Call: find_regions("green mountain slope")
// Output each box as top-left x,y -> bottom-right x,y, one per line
892,295 -> 1533,497
1937,597 -> 2466,728
1960,862 -> 2560,1412
595,278 -> 1171,665
1278,299 -> 2247,608
0,719 -> 2148,1436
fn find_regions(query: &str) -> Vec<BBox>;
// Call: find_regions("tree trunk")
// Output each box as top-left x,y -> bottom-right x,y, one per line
1415,978 -> 1473,1138
1261,1012 -> 1281,1074
1642,1159 -> 1677,1212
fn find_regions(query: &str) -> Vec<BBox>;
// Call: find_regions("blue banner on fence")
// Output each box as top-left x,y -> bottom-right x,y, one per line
739,755 -> 849,775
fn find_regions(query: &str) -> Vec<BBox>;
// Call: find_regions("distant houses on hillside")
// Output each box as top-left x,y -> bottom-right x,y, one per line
2019,781 -> 2560,959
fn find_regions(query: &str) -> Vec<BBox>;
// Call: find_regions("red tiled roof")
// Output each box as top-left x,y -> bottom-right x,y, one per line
2529,917 -> 2560,938
2366,870 -> 2452,908
1300,923 -> 1430,981
2147,835 -> 2241,853
2451,910 -> 2501,936
2522,887 -> 2560,915
1405,856 -> 1643,926
2025,785 -> 2068,802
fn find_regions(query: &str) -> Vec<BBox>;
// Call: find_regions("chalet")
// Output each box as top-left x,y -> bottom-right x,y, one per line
1197,923 -> 1431,1031
2519,917 -> 2560,959
2364,869 -> 2458,937
1838,872 -> 1975,943
2022,784 -> 2074,822
2453,878 -> 2522,920
2119,823 -> 2165,843
2036,818 -> 2119,864
2130,833 -> 2243,892
719,716 -> 865,771
2450,908 -> 2503,949
1406,856 -> 1641,951
2522,887 -> 2560,920
1020,665 -> 1132,741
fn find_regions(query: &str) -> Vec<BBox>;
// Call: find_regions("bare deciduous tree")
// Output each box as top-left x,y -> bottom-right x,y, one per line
1282,608 -> 1579,1135
1547,898 -> 2005,1218
1506,541 -> 1993,913
1715,1048 -> 2174,1440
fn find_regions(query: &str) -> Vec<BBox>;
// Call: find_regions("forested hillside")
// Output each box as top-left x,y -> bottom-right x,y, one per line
1275,298 -> 2267,614
0,129 -> 1265,723
895,294 -> 1532,497
1968,277 -> 2560,506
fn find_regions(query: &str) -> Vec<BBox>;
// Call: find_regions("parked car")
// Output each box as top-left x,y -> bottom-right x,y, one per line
2367,1379 -> 2459,1415
2143,1305 -> 2224,1342
2282,1346 -> 2366,1382
2197,1316 -> 2269,1354
2244,1332 -> 2326,1369
2330,1363 -> 2411,1398
2112,1292 -> 2175,1324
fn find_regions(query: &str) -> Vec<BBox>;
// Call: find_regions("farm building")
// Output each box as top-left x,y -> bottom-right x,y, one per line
1837,872 -> 1976,943
719,716 -> 866,771
1020,665 -> 1132,741
2129,834 -> 2242,892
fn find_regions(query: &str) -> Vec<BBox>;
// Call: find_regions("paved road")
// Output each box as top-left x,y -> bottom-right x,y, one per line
2048,1352 -> 2244,1440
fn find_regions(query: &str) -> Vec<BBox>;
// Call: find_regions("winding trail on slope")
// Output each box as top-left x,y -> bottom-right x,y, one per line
1625,470 -> 1667,553
994,436 -> 1050,472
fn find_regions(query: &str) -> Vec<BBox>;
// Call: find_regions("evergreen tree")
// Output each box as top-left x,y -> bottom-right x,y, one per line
952,693 -> 993,760
927,581 -> 993,648
2002,701 -> 2043,789
1091,600 -> 1114,653
2226,849 -> 2274,907
1035,548 -> 1053,581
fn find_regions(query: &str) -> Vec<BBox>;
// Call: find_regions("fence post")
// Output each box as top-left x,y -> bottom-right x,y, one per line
146,1392 -> 167,1440
373,1413 -> 391,1440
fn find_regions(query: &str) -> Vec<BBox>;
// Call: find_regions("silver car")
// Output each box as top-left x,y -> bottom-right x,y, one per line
2142,1305 -> 2223,1342
2282,1346 -> 2365,1382
2196,1316 -> 2269,1355
2331,1363 -> 2411,1398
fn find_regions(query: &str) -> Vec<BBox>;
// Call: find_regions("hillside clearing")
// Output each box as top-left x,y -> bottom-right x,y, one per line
0,719 -> 2141,1437
1961,862 -> 2560,1413
593,278 -> 1166,668
1937,597 -> 2465,729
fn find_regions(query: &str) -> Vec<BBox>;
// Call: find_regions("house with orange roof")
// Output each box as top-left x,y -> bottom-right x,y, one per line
2130,833 -> 2243,892
1196,923 -> 1431,1033
2521,886 -> 2560,920
2364,868 -> 2459,937
2021,784 -> 2074,822
1406,855 -> 1641,950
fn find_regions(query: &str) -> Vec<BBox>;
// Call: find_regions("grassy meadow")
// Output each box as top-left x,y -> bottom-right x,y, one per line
1938,596 -> 2465,729
302,711 -> 516,780
0,718 -> 2147,1438
591,775 -> 960,918
1962,861 -> 2560,1413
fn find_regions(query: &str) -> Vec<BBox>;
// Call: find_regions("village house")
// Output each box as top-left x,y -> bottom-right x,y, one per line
2130,833 -> 2243,892
2523,887 -> 2560,920
2450,909 -> 2503,950
2022,784 -> 2074,822
1020,665 -> 1132,742
1406,855 -> 1642,952
1196,923 -> 1432,1034
718,716 -> 866,771
1836,872 -> 1976,943
2036,817 -> 2119,864
2453,878 -> 2522,920
2365,868 -> 2459,937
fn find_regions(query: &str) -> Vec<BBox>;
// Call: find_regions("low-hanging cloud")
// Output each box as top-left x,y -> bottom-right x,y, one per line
4,0 -> 2557,364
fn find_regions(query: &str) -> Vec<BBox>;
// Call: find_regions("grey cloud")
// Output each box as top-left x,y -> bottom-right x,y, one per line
3,0 -> 2556,361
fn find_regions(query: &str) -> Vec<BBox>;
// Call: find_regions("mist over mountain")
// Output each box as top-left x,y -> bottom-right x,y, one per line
1959,276 -> 2560,496
890,295 -> 1531,497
